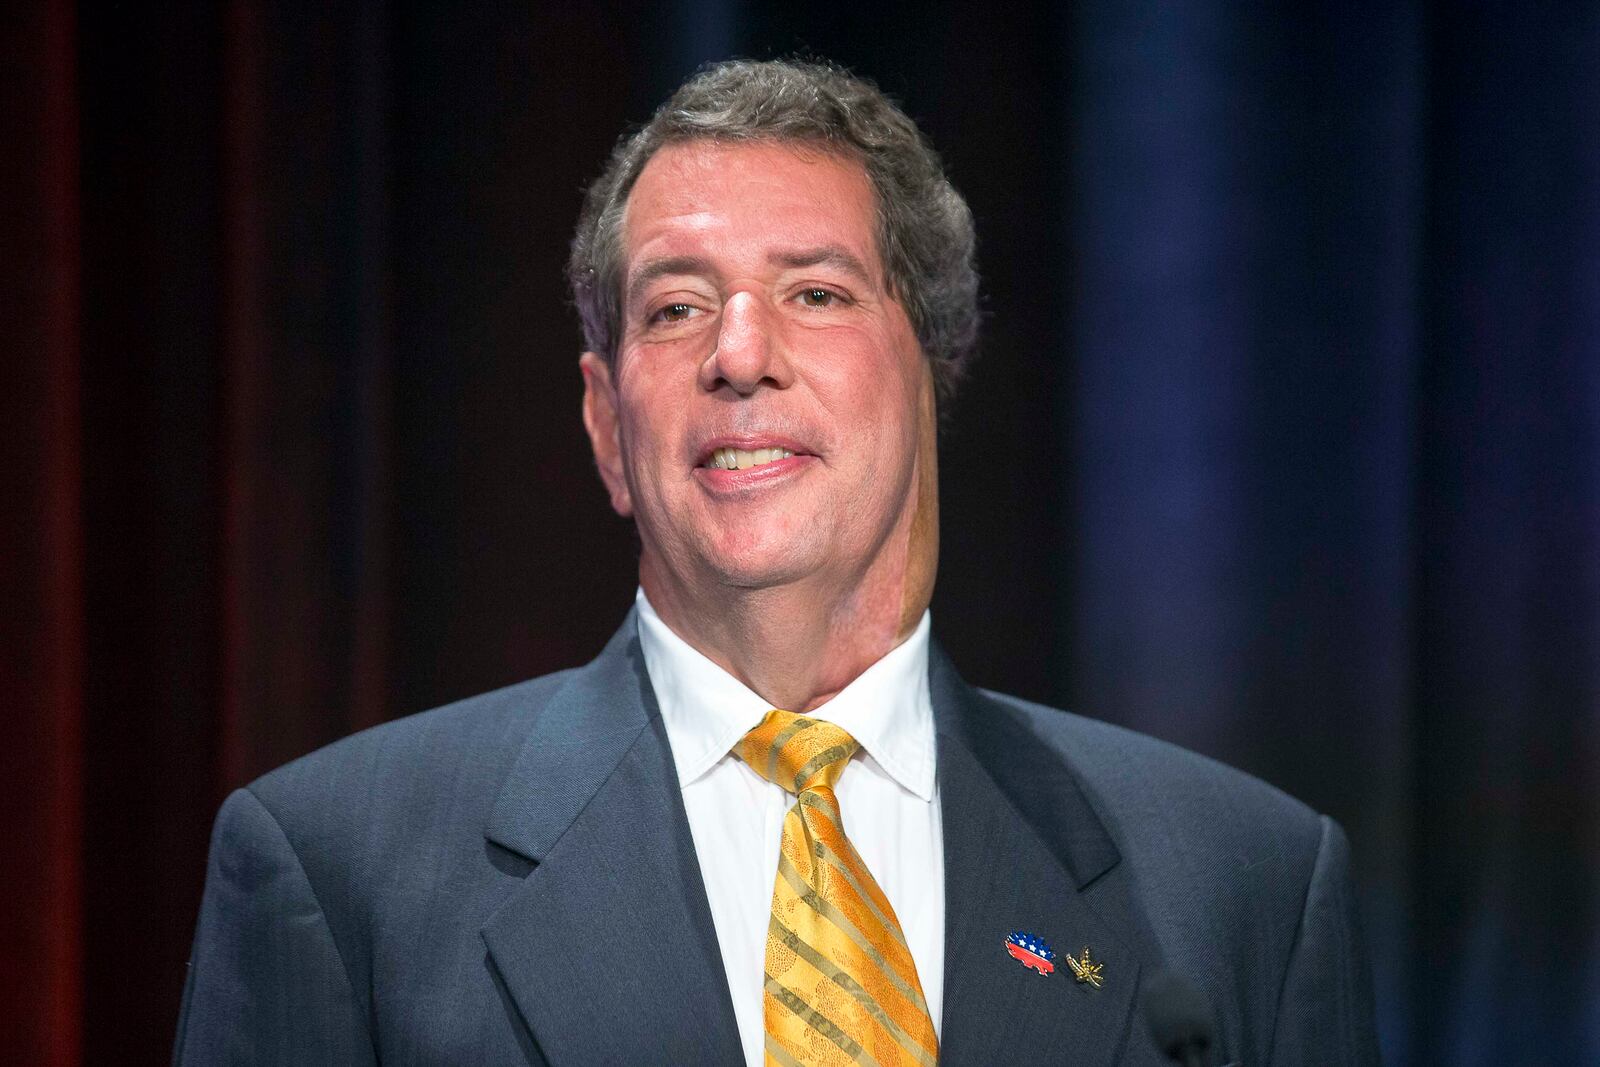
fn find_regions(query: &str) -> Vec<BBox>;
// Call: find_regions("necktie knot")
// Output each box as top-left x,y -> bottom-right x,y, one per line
736,709 -> 859,795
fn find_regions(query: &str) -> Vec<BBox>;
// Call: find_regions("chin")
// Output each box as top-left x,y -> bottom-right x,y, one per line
685,523 -> 826,589
703,547 -> 819,591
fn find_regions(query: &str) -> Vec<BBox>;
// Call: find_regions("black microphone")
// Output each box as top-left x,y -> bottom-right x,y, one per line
1140,969 -> 1216,1067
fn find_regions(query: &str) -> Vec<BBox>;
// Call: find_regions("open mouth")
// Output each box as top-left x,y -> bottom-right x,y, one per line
702,447 -> 796,471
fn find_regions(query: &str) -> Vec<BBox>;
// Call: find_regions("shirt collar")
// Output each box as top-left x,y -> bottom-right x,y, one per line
635,588 -> 936,801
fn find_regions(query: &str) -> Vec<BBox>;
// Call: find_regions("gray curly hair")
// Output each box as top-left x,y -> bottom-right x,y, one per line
567,58 -> 980,402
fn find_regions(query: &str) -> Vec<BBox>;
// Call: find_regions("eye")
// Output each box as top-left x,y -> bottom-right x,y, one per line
651,302 -> 696,323
799,288 -> 838,308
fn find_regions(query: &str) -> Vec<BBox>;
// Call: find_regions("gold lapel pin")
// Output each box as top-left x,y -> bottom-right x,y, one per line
1065,946 -> 1105,988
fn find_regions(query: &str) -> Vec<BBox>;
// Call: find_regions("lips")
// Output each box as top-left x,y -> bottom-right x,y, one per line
705,446 -> 794,470
695,436 -> 815,470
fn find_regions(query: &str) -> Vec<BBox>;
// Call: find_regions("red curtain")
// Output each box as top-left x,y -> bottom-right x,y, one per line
6,3 -> 409,1057
4,3 -> 82,1064
2,4 -> 643,1061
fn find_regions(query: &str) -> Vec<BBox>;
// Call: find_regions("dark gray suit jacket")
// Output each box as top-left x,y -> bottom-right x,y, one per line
174,614 -> 1379,1065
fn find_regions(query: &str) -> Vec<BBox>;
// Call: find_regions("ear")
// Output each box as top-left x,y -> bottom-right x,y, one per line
579,351 -> 634,517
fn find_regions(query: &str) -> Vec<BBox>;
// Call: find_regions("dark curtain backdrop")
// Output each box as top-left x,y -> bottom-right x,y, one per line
5,2 -> 1596,1064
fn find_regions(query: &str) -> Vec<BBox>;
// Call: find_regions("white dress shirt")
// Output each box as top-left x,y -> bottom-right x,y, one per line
635,589 -> 945,1067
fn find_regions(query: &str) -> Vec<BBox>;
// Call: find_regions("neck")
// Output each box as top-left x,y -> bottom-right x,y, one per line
640,532 -> 929,714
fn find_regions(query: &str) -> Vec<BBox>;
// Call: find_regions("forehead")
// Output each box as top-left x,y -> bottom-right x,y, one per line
621,140 -> 880,278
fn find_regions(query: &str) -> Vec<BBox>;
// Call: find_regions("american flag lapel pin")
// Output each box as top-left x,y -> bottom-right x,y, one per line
1004,931 -> 1056,976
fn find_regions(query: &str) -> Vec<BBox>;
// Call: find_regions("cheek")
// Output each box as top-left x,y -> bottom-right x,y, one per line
808,322 -> 919,404
837,334 -> 924,448
831,371 -> 924,522
614,367 -> 683,493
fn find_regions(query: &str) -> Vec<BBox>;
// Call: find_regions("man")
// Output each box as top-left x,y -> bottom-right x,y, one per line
175,59 -> 1378,1065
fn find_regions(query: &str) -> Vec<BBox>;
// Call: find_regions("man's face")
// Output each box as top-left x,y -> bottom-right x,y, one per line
581,139 -> 936,603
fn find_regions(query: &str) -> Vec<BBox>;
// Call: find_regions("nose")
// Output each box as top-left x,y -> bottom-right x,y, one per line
699,290 -> 793,395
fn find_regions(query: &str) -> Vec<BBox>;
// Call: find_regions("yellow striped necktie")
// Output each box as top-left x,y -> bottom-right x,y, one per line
736,709 -> 939,1067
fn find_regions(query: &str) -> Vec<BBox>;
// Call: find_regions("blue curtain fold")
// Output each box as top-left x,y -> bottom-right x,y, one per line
1059,4 -> 1599,1063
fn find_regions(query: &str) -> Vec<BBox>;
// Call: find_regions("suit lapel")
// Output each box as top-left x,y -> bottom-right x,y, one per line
480,616 -> 744,1066
931,645 -> 1159,1065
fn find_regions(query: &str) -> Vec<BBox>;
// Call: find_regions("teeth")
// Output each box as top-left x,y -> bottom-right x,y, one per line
708,447 -> 795,470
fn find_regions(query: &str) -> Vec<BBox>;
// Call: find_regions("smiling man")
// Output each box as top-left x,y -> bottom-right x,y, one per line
580,136 -> 939,717
175,60 -> 1379,1066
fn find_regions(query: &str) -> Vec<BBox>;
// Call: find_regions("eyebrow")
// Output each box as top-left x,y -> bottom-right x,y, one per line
624,245 -> 877,308
767,245 -> 874,285
625,255 -> 714,308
